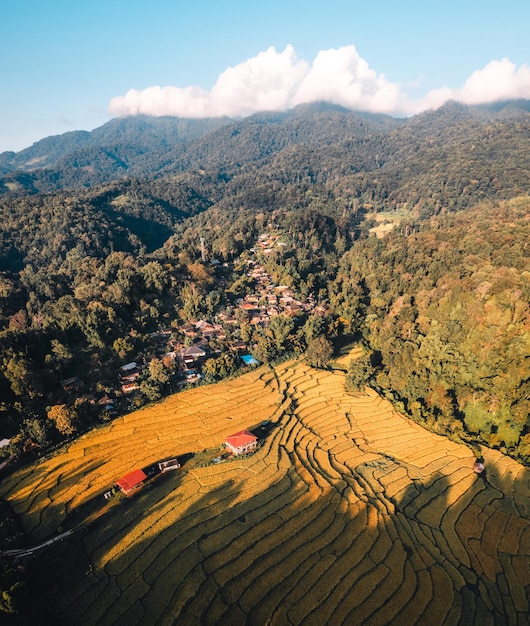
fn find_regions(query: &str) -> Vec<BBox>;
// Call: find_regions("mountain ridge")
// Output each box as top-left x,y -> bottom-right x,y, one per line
2,99 -> 527,196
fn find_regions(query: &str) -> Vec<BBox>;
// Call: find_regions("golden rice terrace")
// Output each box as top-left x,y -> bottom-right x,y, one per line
1,362 -> 529,624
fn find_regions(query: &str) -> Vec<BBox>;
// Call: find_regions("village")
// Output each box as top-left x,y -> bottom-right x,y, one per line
60,230 -> 327,422
0,229 -> 328,469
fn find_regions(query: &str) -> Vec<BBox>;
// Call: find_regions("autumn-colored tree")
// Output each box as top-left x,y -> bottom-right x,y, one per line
47,404 -> 77,436
306,336 -> 333,369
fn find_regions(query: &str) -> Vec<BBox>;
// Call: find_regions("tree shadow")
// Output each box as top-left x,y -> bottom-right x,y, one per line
0,456 -> 106,543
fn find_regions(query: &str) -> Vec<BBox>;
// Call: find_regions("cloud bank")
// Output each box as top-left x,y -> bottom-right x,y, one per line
109,45 -> 530,119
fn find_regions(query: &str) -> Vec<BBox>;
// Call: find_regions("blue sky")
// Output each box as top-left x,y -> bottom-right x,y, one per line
1,0 -> 529,152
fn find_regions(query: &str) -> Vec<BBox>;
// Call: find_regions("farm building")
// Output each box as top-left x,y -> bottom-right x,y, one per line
115,469 -> 148,495
225,430 -> 258,456
158,458 -> 180,472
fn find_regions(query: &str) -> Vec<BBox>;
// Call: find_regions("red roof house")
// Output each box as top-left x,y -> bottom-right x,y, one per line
225,430 -> 258,456
116,469 -> 148,495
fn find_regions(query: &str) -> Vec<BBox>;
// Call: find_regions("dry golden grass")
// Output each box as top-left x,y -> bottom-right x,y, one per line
1,360 -> 529,624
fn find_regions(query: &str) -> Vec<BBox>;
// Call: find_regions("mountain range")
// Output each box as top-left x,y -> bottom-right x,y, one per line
1,100 -> 529,212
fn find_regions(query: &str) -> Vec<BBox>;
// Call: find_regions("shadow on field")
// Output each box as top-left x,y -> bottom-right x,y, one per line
248,419 -> 279,441
0,457 -> 106,542
19,446 -> 530,625
28,476 -> 243,624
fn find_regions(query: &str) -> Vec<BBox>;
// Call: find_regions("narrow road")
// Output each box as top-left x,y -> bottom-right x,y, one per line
2,528 -> 76,559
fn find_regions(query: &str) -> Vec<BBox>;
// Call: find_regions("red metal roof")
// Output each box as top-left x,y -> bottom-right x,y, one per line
116,468 -> 148,493
225,430 -> 257,447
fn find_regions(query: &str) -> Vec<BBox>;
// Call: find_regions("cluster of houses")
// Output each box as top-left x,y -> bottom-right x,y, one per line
236,260 -> 323,328
119,361 -> 143,394
112,429 -> 258,497
56,231 -> 328,413
113,249 -> 325,395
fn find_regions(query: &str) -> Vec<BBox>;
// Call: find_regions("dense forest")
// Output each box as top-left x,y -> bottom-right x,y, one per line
0,100 -> 529,470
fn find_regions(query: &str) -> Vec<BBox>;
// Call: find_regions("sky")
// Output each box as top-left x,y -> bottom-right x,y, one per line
1,0 -> 529,153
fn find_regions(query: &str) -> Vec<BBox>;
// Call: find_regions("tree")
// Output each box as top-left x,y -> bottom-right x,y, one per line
113,337 -> 134,359
302,314 -> 326,344
252,335 -> 279,364
267,314 -> 295,351
2,353 -> 37,399
23,417 -> 48,446
45,339 -> 73,372
139,380 -> 162,402
148,358 -> 171,386
202,351 -> 239,382
47,404 -> 77,436
306,335 -> 333,368
346,351 -> 374,392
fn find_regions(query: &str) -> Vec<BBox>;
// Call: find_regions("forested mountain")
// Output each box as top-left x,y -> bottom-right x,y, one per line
1,100 -> 528,217
0,116 -> 232,175
0,99 -> 529,466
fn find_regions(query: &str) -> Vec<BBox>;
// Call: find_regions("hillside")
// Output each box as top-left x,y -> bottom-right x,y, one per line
0,361 -> 528,623
0,99 -> 528,531
0,116 -> 232,175
1,100 -> 528,212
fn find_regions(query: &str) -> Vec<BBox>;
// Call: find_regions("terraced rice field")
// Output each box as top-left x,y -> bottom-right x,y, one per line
1,361 -> 529,625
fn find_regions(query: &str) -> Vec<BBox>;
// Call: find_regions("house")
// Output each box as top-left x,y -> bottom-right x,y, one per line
239,302 -> 257,313
225,429 -> 258,456
121,382 -> 139,394
115,468 -> 148,495
97,393 -> 114,406
120,368 -> 141,382
120,361 -> 138,372
180,324 -> 197,337
180,344 -> 208,365
195,319 -> 215,332
284,302 -> 303,316
230,341 -> 248,353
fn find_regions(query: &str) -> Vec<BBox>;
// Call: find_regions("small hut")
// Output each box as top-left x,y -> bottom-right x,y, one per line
473,460 -> 485,474
225,430 -> 258,456
116,468 -> 148,495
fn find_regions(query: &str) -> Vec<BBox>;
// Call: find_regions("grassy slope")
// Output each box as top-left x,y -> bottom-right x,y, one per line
1,360 -> 529,624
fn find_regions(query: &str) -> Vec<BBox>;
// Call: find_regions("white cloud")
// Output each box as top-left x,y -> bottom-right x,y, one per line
109,46 -> 530,119
414,58 -> 530,113
292,46 -> 404,114
458,58 -> 530,104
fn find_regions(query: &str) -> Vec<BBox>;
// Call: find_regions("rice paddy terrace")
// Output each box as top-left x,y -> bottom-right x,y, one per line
1,361 -> 529,625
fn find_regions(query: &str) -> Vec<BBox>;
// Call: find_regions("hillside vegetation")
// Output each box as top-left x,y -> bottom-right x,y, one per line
0,101 -> 529,466
0,361 -> 528,623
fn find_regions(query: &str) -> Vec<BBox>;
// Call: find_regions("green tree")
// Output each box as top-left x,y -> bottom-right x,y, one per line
140,380 -> 162,402
252,335 -> 279,364
113,337 -> 134,359
346,351 -> 374,392
302,314 -> 326,344
202,351 -> 239,382
23,417 -> 48,446
148,358 -> 171,386
2,353 -> 37,399
267,314 -> 295,351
